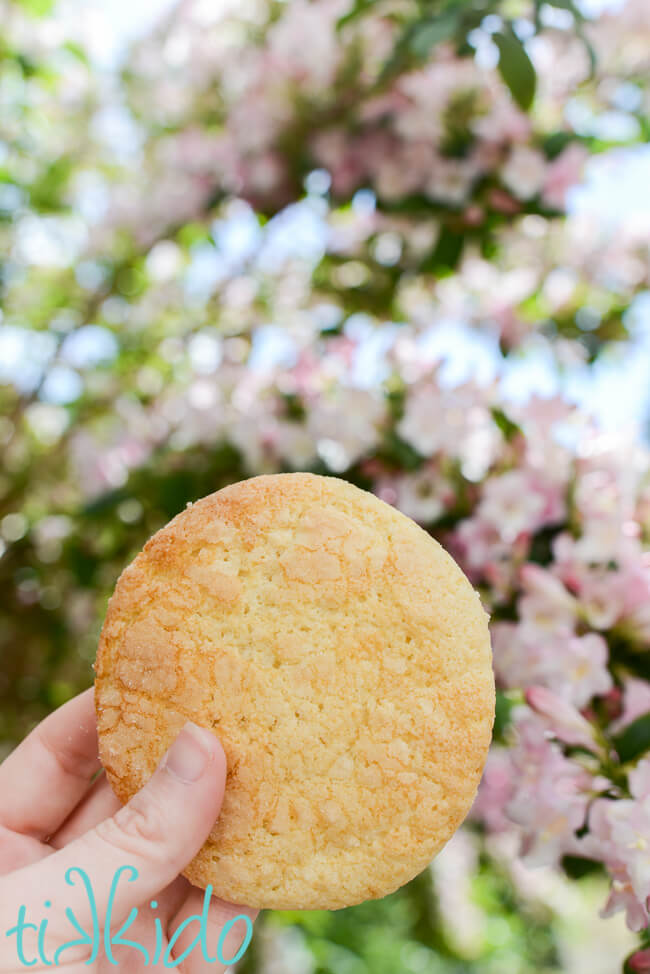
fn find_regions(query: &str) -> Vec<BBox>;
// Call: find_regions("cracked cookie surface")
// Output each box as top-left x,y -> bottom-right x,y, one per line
94,472 -> 495,910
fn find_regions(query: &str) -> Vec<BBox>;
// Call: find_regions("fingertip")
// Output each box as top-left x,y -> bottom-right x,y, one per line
164,722 -> 226,786
187,722 -> 227,777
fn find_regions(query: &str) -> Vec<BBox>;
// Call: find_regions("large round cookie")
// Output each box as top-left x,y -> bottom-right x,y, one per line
95,472 -> 494,910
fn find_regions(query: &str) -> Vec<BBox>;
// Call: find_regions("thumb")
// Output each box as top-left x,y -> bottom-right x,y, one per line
26,722 -> 226,939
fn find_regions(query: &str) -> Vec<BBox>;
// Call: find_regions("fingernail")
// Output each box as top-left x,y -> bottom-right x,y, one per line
164,722 -> 214,783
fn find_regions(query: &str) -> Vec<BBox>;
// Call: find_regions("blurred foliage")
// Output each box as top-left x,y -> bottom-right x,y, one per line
240,859 -> 563,974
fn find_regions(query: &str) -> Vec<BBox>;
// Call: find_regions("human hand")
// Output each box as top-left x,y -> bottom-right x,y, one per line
0,688 -> 258,972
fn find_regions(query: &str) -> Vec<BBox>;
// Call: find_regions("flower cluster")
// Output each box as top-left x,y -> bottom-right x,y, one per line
30,318 -> 648,932
3,0 -> 647,380
119,0 -> 647,224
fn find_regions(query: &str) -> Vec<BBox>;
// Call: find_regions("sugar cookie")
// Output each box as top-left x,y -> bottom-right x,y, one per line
95,473 -> 494,910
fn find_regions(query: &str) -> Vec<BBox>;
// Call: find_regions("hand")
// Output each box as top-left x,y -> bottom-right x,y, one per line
0,688 -> 258,972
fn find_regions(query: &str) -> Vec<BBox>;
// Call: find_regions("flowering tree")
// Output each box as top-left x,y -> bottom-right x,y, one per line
2,0 -> 650,969
116,0 -> 650,357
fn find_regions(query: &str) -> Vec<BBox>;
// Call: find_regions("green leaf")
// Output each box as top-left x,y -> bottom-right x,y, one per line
543,131 -> 575,160
63,41 -> 90,65
580,33 -> 597,78
378,431 -> 422,471
612,712 -> 650,763
528,524 -> 564,566
177,222 -> 210,248
490,406 -> 523,442
561,855 -> 605,879
28,157 -> 73,212
409,12 -> 459,59
336,0 -> 376,30
282,393 -> 306,423
493,27 -> 537,111
597,313 -> 629,343
16,0 -> 55,16
493,690 -> 519,741
425,226 -> 464,272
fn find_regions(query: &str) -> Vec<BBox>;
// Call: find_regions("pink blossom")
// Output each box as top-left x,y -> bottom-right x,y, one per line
620,565 -> 650,645
630,761 -> 650,801
462,204 -> 484,227
396,376 -> 499,471
388,468 -> 454,524
542,143 -> 589,210
517,563 -> 578,635
628,949 -> 650,974
525,686 -> 602,754
476,470 -> 562,543
472,98 -> 531,143
552,533 -> 650,645
305,385 -> 386,470
564,633 -> 613,705
512,392 -> 577,430
266,0 -> 345,91
426,154 -> 483,206
501,147 -> 548,200
506,713 -> 597,866
491,305 -> 530,350
584,760 -> 650,931
451,517 -> 501,580
487,188 -> 522,214
577,571 -> 628,630
470,748 -> 516,833
492,624 -> 611,708
372,139 -> 435,201
451,518 -> 528,599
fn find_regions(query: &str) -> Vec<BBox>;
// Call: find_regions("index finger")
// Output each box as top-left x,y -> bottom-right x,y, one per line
0,687 -> 101,841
